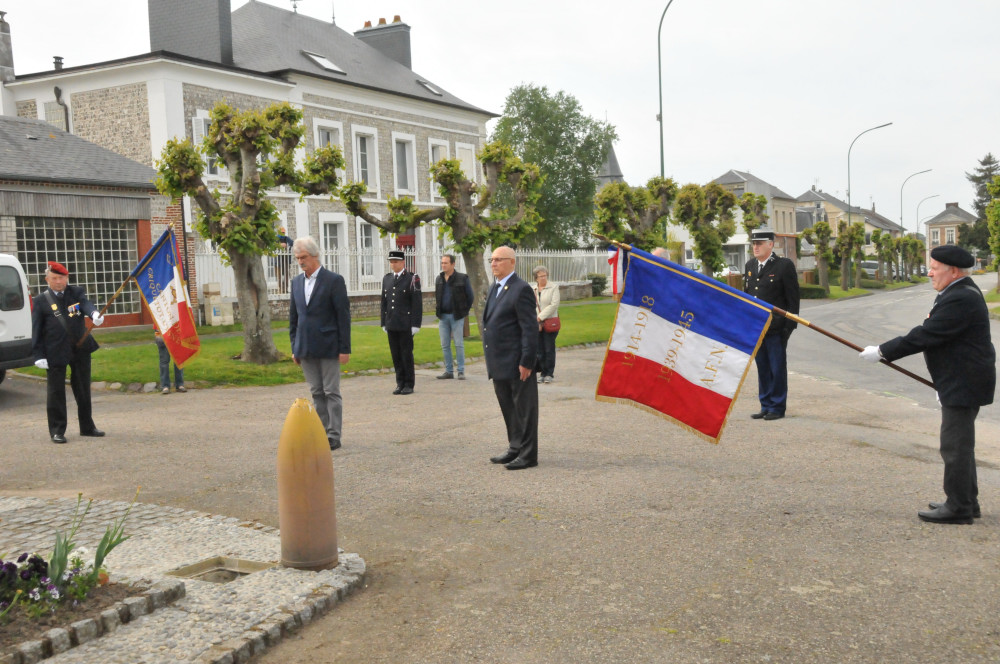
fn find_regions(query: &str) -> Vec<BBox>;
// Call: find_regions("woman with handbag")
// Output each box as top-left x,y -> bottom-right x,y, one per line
532,265 -> 561,384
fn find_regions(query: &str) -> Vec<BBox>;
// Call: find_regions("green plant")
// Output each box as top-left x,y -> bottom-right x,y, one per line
48,494 -> 92,588
587,272 -> 608,296
90,488 -> 139,584
799,283 -> 828,299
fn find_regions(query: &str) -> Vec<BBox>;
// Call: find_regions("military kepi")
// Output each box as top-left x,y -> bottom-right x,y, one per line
930,244 -> 975,268
750,229 -> 775,242
388,250 -> 405,261
47,261 -> 69,275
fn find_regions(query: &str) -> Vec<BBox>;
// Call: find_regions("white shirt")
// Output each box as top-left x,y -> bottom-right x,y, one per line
304,266 -> 322,305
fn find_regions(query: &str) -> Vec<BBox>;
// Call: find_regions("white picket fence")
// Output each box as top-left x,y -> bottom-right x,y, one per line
193,247 -> 612,299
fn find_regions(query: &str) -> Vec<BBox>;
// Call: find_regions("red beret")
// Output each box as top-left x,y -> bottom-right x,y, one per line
47,261 -> 69,276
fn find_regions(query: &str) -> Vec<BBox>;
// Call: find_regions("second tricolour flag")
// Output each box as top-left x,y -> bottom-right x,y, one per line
129,230 -> 200,367
596,248 -> 772,443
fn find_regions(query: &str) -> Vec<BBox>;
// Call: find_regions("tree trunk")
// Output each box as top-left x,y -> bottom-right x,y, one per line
231,252 -> 279,364
818,261 -> 830,294
462,248 -> 490,337
840,256 -> 849,290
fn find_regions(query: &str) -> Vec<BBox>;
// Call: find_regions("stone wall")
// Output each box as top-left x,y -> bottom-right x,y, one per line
15,99 -> 36,119
71,83 -> 153,166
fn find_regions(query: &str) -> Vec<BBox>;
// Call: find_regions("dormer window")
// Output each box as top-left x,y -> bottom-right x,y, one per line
417,80 -> 442,96
303,51 -> 346,74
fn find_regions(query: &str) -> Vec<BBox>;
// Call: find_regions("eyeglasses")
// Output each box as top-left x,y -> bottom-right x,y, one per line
488,258 -> 513,263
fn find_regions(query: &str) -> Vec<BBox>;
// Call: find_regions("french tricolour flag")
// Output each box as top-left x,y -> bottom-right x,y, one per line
596,248 -> 772,443
607,246 -> 627,295
130,230 -> 200,367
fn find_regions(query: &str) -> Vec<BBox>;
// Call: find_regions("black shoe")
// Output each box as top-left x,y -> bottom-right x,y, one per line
490,452 -> 518,464
80,429 -> 105,437
437,372 -> 454,380
400,387 -> 414,395
51,434 -> 67,444
750,411 -> 767,419
929,501 -> 980,519
918,505 -> 974,524
392,386 -> 403,395
762,412 -> 784,421
328,439 -> 341,451
505,458 -> 538,471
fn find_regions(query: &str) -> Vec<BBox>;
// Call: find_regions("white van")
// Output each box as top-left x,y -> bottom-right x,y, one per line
0,253 -> 34,385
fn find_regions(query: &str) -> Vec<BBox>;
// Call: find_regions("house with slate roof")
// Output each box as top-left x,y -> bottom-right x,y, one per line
0,1 -> 494,310
0,114 -> 176,326
795,185 -> 905,253
924,202 -> 979,266
711,169 -> 799,270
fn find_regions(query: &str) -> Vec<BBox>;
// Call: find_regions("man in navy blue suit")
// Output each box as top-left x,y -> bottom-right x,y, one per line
483,246 -> 540,470
289,237 -> 351,450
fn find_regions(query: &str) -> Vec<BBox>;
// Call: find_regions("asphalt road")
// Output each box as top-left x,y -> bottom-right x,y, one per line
2,283 -> 999,663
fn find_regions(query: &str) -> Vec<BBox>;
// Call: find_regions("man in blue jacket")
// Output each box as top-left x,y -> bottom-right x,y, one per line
860,244 -> 995,524
290,237 -> 351,450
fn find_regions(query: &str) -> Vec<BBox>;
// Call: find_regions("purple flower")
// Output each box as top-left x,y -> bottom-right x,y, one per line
20,570 -> 31,580
17,553 -> 28,563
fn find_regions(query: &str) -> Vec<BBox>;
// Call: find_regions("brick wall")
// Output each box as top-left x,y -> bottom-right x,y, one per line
72,83 -> 153,166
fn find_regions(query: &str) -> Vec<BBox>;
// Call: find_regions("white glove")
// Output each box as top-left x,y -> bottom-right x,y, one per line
859,346 -> 882,363
381,327 -> 386,333
91,311 -> 104,326
411,326 -> 420,336
34,358 -> 49,370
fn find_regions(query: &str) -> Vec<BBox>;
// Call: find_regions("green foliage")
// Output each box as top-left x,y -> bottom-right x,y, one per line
967,153 -> 1000,220
491,84 -> 617,248
799,283 -> 828,299
587,272 -> 608,296
672,182 -> 737,275
738,193 -> 769,234
48,494 -> 92,589
986,175 -> 1000,289
592,176 -> 678,250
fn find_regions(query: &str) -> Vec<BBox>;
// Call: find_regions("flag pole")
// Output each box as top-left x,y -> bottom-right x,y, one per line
771,306 -> 934,390
593,235 -> 935,391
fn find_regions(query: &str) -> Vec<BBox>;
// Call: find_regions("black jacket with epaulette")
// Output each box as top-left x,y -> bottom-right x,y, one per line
381,270 -> 422,331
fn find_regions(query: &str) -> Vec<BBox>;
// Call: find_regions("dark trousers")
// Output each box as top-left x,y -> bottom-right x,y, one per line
940,405 -> 979,516
537,330 -> 558,378
754,333 -> 788,415
155,336 -> 184,388
493,374 -> 539,462
387,329 -> 415,389
46,352 -> 96,436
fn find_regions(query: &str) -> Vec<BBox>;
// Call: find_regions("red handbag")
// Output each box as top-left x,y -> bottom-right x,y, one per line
542,317 -> 561,333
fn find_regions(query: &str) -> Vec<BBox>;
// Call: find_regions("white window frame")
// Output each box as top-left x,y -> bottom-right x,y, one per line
428,138 -> 449,201
392,131 -> 418,198
351,125 -> 380,199
313,119 -> 346,181
355,215 -> 380,284
946,228 -> 955,244
192,110 -> 227,180
320,212 -> 348,282
931,229 -> 940,244
455,142 -> 477,183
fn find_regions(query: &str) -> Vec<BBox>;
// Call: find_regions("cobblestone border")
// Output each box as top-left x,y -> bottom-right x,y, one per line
1,578 -> 186,664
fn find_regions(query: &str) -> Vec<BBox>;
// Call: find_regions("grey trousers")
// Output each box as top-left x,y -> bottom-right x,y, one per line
300,357 -> 343,445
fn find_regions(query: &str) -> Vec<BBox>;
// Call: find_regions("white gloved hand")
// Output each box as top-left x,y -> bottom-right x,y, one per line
411,326 -> 420,336
34,358 -> 49,370
91,311 -> 104,326
381,327 -> 387,333
859,345 -> 882,363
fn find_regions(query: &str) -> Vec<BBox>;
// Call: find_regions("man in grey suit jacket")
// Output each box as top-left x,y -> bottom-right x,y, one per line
289,237 -> 351,450
483,246 -> 540,470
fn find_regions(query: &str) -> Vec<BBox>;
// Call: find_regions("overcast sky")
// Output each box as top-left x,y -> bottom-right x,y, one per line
5,0 -> 999,231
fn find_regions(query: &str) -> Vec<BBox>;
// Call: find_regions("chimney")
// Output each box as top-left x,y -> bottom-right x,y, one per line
354,15 -> 411,69
946,202 -> 958,208
148,0 -> 233,66
0,11 -> 14,83
53,56 -> 63,70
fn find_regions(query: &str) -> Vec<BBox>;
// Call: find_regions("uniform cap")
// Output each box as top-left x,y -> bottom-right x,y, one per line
47,261 -> 69,276
930,244 -> 974,268
751,229 -> 775,242
388,250 -> 405,261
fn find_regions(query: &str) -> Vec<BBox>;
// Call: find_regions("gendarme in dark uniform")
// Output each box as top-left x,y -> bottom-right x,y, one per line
30,261 -> 106,443
381,250 -> 422,395
743,228 -> 800,420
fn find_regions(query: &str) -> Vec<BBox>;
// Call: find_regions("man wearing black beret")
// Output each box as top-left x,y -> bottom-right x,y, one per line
860,244 -> 995,524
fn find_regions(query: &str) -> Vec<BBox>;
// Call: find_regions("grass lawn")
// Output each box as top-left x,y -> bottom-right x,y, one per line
16,302 -> 619,388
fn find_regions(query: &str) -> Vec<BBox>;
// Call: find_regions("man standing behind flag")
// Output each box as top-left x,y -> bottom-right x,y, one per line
744,228 -> 799,420
31,261 -> 105,444
484,246 -> 540,470
289,237 -> 351,451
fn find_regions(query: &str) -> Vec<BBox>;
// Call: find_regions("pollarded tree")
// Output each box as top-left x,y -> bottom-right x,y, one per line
849,223 -> 867,289
986,175 -> 1000,292
156,101 -> 344,364
738,193 -> 769,236
901,235 -> 925,279
835,220 -> 854,290
592,177 -> 679,250
801,221 -> 833,294
673,182 -> 738,277
339,141 -> 542,328
870,229 -> 895,283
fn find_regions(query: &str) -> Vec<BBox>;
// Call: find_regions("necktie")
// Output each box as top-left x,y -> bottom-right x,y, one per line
490,282 -> 500,299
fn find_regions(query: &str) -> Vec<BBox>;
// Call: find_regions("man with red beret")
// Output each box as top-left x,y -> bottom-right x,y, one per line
31,261 -> 106,444
860,244 -> 995,524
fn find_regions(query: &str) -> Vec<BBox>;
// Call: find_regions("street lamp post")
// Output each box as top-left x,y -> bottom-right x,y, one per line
657,0 -> 677,179
847,122 -> 892,225
916,194 -> 940,239
899,169 -> 931,235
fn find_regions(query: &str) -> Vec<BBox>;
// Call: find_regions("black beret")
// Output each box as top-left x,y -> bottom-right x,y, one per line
751,229 -> 775,242
930,244 -> 974,268
388,250 -> 405,261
